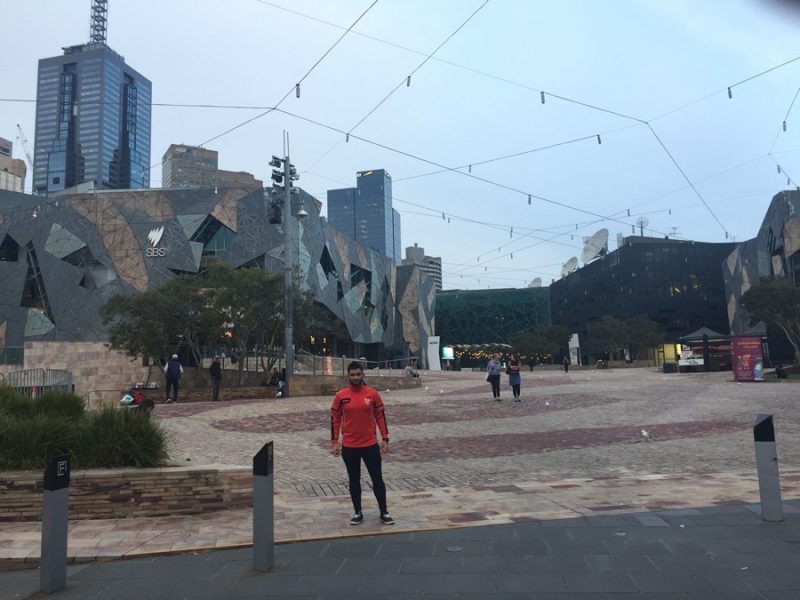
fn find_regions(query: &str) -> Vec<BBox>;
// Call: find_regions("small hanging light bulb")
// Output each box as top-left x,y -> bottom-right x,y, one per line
511,253 -> 514,259
406,75 -> 411,87
631,225 -> 635,234
442,212 -> 446,220
789,177 -> 792,185
727,87 -> 732,99
484,267 -> 487,272
668,209 -> 672,215
725,231 -> 729,239
346,133 -> 350,143
575,224 -> 578,230
447,217 -> 451,223
295,83 -> 301,98
778,165 -> 782,173
477,256 -> 480,262
627,209 -> 630,216
570,235 -> 573,240
783,121 -> 788,132
510,227 -> 513,238
540,91 -> 545,104
528,194 -> 531,205
597,134 -> 602,144
468,165 -> 472,173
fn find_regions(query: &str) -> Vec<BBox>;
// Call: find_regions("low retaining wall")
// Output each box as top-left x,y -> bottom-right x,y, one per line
0,465 -> 252,522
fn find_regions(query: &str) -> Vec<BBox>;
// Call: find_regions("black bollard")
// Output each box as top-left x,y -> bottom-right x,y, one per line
253,442 -> 275,572
753,414 -> 783,522
40,454 -> 70,594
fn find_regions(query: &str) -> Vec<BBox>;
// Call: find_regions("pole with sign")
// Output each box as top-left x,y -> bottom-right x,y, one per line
253,442 -> 275,572
40,454 -> 70,594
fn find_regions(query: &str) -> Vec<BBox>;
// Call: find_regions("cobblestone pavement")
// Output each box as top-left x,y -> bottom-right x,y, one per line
3,367 -> 800,569
157,367 -> 800,495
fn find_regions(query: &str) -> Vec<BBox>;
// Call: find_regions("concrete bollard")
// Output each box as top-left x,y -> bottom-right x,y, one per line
40,454 -> 71,594
753,414 -> 783,522
252,442 -> 275,572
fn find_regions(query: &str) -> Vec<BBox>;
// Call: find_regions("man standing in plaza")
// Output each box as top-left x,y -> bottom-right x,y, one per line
330,361 -> 394,526
164,353 -> 183,404
209,356 -> 222,402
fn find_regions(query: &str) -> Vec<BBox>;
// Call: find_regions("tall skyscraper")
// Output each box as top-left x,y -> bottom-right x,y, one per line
33,0 -> 151,196
402,243 -> 443,291
327,169 -> 401,262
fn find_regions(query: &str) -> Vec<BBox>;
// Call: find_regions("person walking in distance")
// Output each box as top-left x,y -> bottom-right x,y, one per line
209,356 -> 222,402
563,354 -> 571,374
164,354 -> 183,404
508,352 -> 522,402
331,361 -> 394,526
487,353 -> 502,401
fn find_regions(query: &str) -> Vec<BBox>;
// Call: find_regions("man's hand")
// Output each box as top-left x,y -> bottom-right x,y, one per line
380,440 -> 389,454
331,442 -> 340,457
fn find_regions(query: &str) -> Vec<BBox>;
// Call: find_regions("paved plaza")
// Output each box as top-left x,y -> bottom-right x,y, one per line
2,367 -> 800,598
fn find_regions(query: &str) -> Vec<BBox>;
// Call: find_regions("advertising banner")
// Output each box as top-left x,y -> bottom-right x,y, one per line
732,336 -> 764,382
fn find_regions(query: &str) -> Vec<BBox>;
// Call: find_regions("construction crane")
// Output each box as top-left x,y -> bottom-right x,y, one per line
15,124 -> 33,170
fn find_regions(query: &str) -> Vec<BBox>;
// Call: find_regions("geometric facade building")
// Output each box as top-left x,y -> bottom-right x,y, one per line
402,243 -> 442,292
327,169 -> 402,262
0,185 -> 434,366
33,42 -> 151,196
723,190 -> 800,355
550,235 -> 735,358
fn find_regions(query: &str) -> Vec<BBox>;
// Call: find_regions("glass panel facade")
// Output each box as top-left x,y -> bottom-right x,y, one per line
33,44 -> 151,196
326,170 -> 401,262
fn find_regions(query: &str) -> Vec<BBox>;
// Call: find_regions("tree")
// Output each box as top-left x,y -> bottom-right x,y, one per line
587,315 -> 627,360
205,263 -> 284,384
624,315 -> 663,360
740,276 -> 800,362
511,325 -> 570,362
101,274 -> 224,382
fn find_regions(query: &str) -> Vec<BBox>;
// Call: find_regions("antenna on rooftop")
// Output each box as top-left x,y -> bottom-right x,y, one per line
89,0 -> 108,44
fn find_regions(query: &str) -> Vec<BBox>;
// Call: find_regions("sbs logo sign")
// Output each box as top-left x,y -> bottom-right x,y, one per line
146,226 -> 167,257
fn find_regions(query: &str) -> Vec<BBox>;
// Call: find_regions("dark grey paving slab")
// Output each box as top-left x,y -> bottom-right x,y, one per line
360,572 -> 498,595
562,572 -> 639,593
492,539 -> 550,555
276,557 -> 345,576
634,514 -> 671,527
493,572 -> 566,594
583,553 -> 661,574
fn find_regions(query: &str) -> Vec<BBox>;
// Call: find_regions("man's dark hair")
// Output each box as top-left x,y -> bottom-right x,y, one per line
347,361 -> 363,373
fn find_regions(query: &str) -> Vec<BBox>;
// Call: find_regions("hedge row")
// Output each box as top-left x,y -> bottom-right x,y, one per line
0,386 -> 168,470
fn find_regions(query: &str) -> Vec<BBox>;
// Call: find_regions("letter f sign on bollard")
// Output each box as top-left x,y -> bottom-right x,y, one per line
40,454 -> 70,594
253,442 -> 275,572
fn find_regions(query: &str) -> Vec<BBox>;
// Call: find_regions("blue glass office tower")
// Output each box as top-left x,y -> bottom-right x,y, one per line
327,169 -> 401,262
33,43 -> 151,196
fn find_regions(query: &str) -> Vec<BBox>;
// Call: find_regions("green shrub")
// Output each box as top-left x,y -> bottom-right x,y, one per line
0,414 -> 82,471
0,388 -> 84,419
77,407 -> 168,468
0,406 -> 168,471
36,390 -> 85,418
0,386 -> 36,419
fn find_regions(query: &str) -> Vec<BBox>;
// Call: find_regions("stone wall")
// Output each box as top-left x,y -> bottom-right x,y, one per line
0,341 -> 150,401
0,465 -> 252,522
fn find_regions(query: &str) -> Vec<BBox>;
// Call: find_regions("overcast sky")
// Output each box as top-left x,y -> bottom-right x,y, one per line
2,0 -> 799,290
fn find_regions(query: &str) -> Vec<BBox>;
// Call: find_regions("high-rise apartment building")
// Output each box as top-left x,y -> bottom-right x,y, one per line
327,169 -> 401,262
162,144 -> 218,189
33,2 -> 151,196
0,138 -> 26,193
402,243 -> 443,291
161,144 -> 263,191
